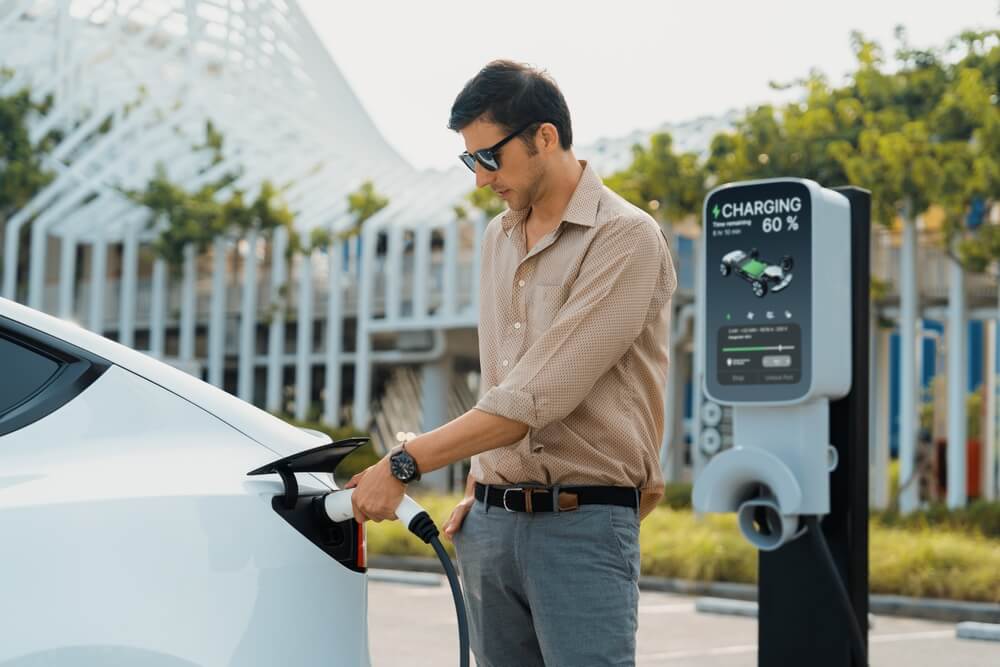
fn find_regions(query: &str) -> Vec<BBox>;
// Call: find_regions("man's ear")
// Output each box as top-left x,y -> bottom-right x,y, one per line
538,122 -> 560,153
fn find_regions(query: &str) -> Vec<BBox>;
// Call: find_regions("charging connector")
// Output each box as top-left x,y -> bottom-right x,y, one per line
324,489 -> 470,667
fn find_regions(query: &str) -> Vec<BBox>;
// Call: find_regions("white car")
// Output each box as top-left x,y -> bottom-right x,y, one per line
0,297 -> 371,666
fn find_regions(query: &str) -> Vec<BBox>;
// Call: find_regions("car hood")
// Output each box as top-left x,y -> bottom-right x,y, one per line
0,297 -> 331,461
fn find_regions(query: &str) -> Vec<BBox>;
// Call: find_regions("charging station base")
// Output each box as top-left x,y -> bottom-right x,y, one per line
757,187 -> 870,666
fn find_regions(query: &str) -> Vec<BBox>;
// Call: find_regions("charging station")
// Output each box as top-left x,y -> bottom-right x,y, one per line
692,179 -> 871,666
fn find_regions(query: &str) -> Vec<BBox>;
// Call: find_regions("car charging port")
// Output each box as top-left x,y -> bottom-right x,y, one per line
248,438 -> 372,573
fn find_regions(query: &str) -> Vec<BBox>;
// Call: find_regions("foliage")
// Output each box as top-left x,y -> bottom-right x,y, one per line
0,85 -> 58,220
873,499 -> 1000,539
122,121 -> 294,268
466,186 -> 505,219
604,133 -> 705,222
605,27 -> 1000,271
659,482 -> 694,509
287,180 -> 389,256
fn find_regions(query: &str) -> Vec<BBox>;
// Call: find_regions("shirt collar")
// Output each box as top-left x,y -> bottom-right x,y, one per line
500,160 -> 601,236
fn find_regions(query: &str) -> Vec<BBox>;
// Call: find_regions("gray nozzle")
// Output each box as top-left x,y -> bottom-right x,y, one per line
737,494 -> 803,551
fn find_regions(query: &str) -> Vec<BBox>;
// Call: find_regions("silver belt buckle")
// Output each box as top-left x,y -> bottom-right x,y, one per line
502,487 -> 524,512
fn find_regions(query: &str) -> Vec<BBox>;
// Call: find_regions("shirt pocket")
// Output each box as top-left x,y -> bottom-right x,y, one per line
526,284 -> 564,336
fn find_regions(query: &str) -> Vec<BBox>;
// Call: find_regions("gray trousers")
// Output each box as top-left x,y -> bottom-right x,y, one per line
453,495 -> 641,667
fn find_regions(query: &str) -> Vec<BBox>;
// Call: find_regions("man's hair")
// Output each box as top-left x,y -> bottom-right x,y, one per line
448,60 -> 573,152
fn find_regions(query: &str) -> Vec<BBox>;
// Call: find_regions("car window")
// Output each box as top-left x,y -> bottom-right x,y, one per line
0,317 -> 110,436
0,335 -> 62,415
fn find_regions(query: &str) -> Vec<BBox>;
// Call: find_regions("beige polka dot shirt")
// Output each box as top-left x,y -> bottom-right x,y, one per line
471,160 -> 677,519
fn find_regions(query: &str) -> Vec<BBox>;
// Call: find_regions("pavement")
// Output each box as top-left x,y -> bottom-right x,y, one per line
368,577 -> 1000,666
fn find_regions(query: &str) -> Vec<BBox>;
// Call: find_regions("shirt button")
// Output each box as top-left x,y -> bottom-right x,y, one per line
518,280 -> 526,287
514,322 -> 521,329
502,359 -> 509,367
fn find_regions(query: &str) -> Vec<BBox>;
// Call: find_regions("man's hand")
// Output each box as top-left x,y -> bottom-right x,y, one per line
442,495 -> 476,542
344,456 -> 405,524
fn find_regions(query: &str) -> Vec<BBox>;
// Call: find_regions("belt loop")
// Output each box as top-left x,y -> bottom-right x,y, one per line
634,488 -> 640,515
484,484 -> 491,514
552,485 -> 561,514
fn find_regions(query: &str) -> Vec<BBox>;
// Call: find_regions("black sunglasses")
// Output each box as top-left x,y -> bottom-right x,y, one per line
458,121 -> 548,173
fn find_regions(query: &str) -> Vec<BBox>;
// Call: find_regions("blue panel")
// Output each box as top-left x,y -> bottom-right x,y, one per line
676,237 -> 695,291
969,320 -> 983,391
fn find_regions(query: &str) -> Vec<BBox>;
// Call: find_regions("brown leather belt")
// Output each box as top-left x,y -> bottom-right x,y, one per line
474,482 -> 639,513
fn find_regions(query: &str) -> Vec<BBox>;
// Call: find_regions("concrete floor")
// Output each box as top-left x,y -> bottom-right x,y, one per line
368,578 -> 1000,666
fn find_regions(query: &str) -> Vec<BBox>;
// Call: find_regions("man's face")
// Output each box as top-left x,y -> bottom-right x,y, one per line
460,117 -> 544,211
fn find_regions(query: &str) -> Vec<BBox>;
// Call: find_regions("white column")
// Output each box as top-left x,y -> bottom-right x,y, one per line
871,325 -> 891,509
413,224 -> 430,319
443,218 -> 458,317
179,243 -> 196,362
898,212 -> 920,513
266,227 -> 288,413
118,220 -> 139,348
149,257 -> 166,357
324,239 -> 344,426
238,229 -> 259,403
984,318 -> 997,501
295,252 -> 314,421
58,231 -> 76,319
420,355 -> 452,491
208,237 -> 227,387
353,225 -> 376,429
946,257 -> 967,508
88,233 -> 107,334
28,220 -> 48,310
471,215 -> 485,314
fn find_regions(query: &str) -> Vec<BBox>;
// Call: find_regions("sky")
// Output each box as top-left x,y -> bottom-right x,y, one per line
298,1 -> 998,171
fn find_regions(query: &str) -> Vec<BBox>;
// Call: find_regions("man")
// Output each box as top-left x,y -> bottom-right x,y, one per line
347,60 -> 676,666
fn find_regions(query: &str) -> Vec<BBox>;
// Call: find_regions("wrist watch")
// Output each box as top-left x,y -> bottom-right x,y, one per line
389,442 -> 422,483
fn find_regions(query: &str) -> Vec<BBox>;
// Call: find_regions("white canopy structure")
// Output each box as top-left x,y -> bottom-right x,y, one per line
0,0 -> 481,453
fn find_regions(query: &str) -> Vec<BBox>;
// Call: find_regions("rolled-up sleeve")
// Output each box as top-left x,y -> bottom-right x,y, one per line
476,219 -> 673,429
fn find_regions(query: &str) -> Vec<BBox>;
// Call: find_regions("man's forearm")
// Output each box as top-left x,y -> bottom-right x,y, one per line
404,407 -> 529,475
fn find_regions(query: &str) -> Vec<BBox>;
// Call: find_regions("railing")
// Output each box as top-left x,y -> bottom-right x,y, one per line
49,256 -> 480,331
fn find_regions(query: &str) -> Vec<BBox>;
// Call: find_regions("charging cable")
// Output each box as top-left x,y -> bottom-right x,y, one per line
804,516 -> 867,666
325,490 -> 470,667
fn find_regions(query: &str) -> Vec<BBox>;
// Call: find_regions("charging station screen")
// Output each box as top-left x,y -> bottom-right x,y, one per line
705,181 -> 812,402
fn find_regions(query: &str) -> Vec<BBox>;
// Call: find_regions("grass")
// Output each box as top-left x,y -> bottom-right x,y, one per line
366,493 -> 1000,603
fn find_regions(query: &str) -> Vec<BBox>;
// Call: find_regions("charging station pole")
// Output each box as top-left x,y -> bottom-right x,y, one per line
758,187 -> 870,666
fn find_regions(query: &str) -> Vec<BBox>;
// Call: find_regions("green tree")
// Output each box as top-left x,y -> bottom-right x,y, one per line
0,82 -> 60,278
290,180 -> 389,256
604,132 -> 705,223
123,122 -> 294,268
466,186 -> 505,219
607,27 -> 1000,271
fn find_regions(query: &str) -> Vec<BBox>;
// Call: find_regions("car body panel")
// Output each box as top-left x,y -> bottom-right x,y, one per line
0,299 -> 371,666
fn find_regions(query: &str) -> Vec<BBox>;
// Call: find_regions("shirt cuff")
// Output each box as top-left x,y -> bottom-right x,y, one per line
475,385 -> 538,428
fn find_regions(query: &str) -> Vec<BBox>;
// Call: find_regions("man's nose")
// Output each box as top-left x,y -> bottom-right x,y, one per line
475,163 -> 495,189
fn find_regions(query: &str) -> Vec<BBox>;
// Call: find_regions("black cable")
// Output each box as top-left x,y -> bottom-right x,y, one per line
431,536 -> 471,667
805,516 -> 867,667
406,512 -> 470,667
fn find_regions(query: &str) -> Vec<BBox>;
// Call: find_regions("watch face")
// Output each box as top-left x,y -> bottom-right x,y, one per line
391,452 -> 417,481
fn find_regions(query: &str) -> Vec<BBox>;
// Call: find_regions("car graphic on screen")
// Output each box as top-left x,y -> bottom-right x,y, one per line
720,249 -> 794,298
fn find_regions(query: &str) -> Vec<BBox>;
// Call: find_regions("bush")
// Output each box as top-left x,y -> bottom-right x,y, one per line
660,482 -> 694,509
873,500 -> 1000,539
